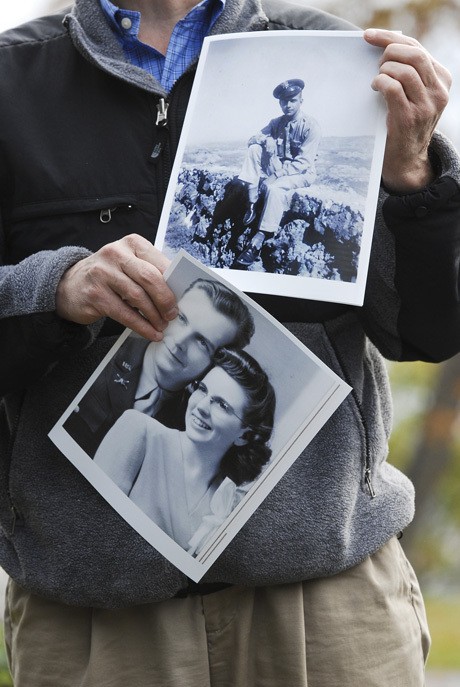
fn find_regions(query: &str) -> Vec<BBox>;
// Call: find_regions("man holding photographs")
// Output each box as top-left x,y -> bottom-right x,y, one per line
1,0 -> 460,685
65,278 -> 254,456
236,78 -> 321,267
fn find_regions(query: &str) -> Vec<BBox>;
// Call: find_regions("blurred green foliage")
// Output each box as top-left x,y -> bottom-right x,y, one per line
388,358 -> 460,608
0,625 -> 11,687
387,360 -> 437,471
389,359 -> 460,527
425,596 -> 460,668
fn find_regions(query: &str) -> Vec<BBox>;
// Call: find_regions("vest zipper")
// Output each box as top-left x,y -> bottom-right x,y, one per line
5,399 -> 25,536
151,97 -> 169,160
323,323 -> 377,499
9,505 -> 23,537
364,468 -> 376,498
99,207 -> 116,223
156,97 -> 169,127
99,205 -> 133,223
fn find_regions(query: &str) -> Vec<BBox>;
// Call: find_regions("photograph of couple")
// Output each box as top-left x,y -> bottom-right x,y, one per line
50,252 -> 349,578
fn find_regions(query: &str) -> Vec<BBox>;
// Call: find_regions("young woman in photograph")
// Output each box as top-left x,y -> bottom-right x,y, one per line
94,348 -> 276,554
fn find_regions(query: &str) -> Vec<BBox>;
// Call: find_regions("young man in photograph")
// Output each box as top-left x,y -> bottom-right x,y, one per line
1,0 -> 460,685
64,277 -> 254,456
236,77 -> 321,266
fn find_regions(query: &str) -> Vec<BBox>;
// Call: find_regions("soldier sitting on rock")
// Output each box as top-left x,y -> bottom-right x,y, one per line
236,78 -> 322,267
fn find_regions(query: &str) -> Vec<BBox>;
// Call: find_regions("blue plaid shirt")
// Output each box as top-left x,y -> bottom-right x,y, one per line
99,0 -> 225,92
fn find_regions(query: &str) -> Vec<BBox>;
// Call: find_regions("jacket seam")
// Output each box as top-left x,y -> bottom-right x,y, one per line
0,30 -> 68,52
266,19 -> 324,31
12,193 -> 143,209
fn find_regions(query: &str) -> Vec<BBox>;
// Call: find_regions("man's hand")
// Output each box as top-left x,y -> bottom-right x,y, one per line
264,136 -> 277,155
364,29 -> 452,193
248,133 -> 268,147
55,234 -> 178,341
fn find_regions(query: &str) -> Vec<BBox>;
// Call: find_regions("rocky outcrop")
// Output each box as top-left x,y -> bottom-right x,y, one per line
168,168 -> 364,282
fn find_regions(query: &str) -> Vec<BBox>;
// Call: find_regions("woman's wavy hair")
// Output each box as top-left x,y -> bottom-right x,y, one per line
213,348 -> 276,486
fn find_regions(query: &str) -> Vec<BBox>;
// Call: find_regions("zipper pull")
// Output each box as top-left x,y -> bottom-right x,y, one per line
365,468 -> 376,499
151,98 -> 169,160
151,142 -> 163,160
10,505 -> 23,536
156,98 -> 169,127
100,207 -> 116,223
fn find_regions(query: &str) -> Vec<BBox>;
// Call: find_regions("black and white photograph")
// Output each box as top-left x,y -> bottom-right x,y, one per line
154,31 -> 387,306
49,252 -> 350,580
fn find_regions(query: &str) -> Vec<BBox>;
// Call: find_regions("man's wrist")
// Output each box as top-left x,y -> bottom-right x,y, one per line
382,155 -> 436,194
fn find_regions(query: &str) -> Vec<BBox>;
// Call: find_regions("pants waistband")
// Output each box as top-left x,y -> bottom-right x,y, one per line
174,581 -> 233,598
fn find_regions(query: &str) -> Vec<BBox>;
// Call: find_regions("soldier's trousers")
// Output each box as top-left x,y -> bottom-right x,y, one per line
238,143 -> 315,234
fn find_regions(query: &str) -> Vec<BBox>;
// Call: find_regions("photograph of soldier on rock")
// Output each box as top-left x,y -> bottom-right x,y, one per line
155,31 -> 387,305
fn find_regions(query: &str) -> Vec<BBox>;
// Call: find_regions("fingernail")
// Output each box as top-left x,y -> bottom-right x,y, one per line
365,29 -> 377,39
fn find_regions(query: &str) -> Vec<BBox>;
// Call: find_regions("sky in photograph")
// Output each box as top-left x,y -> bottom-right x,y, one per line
184,31 -> 385,145
0,1 -> 458,148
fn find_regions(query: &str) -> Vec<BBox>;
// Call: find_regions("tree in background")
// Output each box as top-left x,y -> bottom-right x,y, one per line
389,357 -> 460,591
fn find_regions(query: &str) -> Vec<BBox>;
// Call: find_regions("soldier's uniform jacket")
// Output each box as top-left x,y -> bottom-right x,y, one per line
257,111 -> 321,177
64,336 -> 150,458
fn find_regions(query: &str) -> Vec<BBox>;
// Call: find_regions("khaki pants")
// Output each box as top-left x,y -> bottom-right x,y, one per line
3,537 -> 430,687
238,143 -> 314,234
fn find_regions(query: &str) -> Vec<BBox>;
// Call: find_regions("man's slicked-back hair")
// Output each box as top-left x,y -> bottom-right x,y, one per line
182,278 -> 255,349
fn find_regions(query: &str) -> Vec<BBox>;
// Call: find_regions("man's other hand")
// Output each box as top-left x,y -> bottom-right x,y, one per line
264,137 -> 277,155
55,235 -> 178,341
364,28 -> 452,193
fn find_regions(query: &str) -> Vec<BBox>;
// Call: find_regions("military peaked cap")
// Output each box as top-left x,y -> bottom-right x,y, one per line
273,79 -> 305,99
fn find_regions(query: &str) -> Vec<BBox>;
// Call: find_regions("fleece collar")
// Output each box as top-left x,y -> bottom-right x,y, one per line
65,0 -> 268,95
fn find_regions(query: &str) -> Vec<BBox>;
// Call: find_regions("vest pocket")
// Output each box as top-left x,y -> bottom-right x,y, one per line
5,194 -> 158,264
0,392 -> 25,537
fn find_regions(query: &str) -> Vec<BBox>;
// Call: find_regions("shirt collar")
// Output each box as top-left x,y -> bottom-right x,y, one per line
283,111 -> 304,124
99,0 -> 141,38
99,0 -> 226,41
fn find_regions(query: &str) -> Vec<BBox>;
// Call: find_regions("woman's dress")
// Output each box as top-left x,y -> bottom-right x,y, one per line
94,409 -> 247,554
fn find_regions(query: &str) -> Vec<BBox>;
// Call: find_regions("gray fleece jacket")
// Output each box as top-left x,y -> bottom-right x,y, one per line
1,0 -> 460,608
